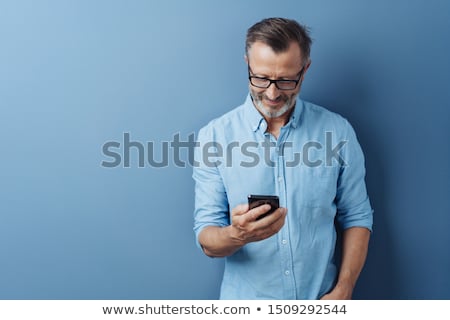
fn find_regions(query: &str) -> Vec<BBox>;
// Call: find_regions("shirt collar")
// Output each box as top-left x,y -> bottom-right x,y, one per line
244,93 -> 304,132
243,94 -> 265,132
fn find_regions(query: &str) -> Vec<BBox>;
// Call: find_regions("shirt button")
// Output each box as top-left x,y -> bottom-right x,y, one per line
278,177 -> 283,183
282,239 -> 287,245
285,270 -> 290,276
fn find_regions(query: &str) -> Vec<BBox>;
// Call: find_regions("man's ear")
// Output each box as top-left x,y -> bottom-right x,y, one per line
304,59 -> 312,72
301,59 -> 312,79
244,54 -> 248,65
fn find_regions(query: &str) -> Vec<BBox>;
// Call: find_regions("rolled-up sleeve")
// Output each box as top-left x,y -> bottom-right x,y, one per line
335,120 -> 373,231
192,125 -> 229,249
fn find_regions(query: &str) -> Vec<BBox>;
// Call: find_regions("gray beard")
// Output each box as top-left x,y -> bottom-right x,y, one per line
250,91 -> 298,118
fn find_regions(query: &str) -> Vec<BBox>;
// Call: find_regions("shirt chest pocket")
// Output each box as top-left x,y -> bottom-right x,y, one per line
296,166 -> 338,208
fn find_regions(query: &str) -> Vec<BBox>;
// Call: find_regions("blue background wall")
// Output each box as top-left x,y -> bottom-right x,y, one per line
0,0 -> 449,299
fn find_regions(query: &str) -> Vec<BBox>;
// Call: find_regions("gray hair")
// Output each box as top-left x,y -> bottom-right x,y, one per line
246,17 -> 312,64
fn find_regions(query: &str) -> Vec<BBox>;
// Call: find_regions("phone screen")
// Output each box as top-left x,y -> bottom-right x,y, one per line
248,194 -> 279,220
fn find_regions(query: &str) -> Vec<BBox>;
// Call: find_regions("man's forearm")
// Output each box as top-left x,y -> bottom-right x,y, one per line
335,227 -> 371,296
198,225 -> 244,257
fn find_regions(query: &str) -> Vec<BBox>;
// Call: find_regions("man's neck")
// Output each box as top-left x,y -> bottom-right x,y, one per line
264,106 -> 294,139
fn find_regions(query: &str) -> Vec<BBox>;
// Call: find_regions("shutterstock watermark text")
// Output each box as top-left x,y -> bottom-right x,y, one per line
101,132 -> 347,168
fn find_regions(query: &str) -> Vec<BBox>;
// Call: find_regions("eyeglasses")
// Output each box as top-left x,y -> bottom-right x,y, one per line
248,66 -> 305,90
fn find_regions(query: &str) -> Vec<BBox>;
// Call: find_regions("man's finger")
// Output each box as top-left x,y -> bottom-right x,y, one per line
247,204 -> 272,220
255,207 -> 287,226
231,203 -> 249,216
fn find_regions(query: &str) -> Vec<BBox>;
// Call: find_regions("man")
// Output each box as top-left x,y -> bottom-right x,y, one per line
193,17 -> 373,300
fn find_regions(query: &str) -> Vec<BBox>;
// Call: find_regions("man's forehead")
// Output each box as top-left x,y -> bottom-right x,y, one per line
247,41 -> 304,71
247,41 -> 303,60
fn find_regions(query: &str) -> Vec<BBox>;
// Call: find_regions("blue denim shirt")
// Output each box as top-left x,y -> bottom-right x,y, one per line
193,94 -> 373,299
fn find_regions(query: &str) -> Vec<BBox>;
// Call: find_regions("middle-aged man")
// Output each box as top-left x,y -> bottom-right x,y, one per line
193,17 -> 373,299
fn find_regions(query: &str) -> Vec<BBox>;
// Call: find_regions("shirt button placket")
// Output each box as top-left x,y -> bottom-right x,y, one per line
276,144 -> 294,298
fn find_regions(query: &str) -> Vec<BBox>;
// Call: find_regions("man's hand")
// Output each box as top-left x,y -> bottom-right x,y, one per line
229,203 -> 287,245
198,203 -> 287,257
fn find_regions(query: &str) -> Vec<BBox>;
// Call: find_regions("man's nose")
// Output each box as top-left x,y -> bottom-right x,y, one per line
264,82 -> 280,99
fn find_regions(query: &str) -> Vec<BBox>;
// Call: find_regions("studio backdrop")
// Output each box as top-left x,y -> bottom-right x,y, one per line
0,0 -> 449,299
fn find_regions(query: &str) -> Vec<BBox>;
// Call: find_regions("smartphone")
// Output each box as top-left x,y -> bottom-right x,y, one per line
247,194 -> 279,220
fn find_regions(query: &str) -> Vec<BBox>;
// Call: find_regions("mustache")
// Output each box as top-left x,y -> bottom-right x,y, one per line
254,93 -> 289,102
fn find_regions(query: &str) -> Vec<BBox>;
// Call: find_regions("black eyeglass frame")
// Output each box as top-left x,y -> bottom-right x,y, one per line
248,65 -> 305,90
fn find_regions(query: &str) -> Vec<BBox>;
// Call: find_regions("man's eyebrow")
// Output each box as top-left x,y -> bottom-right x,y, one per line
248,65 -> 302,79
250,71 -> 299,80
258,74 -> 300,80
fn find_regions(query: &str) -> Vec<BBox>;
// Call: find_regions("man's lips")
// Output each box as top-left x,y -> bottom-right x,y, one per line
263,97 -> 284,107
